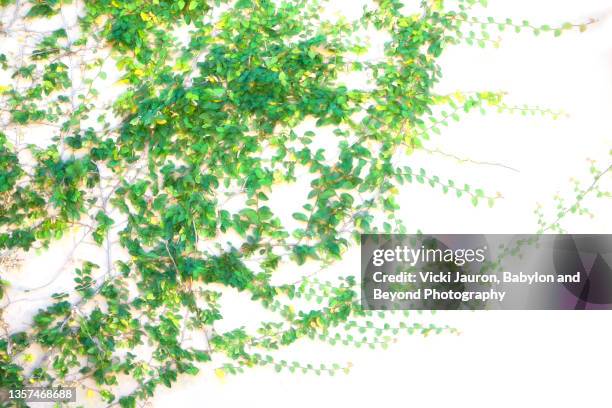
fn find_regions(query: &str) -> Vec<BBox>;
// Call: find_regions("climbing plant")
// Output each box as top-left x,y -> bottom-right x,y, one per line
535,154 -> 612,233
0,0 -> 599,406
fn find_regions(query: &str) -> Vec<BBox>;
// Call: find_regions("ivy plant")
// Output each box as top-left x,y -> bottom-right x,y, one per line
0,0 -> 597,406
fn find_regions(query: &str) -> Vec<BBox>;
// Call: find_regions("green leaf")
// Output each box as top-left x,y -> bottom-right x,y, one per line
292,212 -> 308,222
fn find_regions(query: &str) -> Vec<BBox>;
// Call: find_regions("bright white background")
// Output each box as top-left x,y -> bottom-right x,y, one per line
3,0 -> 612,407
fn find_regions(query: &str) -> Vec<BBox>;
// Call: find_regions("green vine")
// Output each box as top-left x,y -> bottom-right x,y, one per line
0,0 -> 597,406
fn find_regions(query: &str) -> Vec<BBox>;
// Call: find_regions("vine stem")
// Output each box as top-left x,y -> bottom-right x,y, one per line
541,162 -> 612,232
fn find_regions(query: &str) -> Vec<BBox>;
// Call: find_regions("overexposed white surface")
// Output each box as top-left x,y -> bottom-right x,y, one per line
3,0 -> 612,407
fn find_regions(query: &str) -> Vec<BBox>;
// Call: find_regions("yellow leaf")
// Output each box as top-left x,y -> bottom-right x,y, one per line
310,45 -> 335,58
430,0 -> 444,11
310,317 -> 323,329
454,91 -> 466,104
214,368 -> 226,381
86,389 -> 96,399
